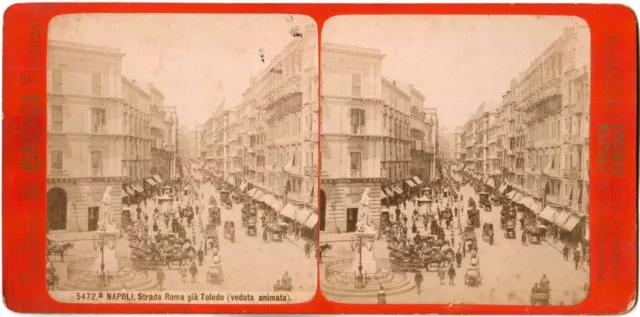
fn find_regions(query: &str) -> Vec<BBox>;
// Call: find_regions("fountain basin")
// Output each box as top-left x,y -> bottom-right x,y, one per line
321,258 -> 414,298
57,257 -> 155,291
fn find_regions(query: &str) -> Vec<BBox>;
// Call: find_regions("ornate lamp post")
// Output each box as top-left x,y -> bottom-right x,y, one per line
93,234 -> 116,287
351,235 -> 373,289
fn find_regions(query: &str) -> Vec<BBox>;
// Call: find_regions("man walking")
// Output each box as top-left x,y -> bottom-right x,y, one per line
414,271 -> 424,294
448,264 -> 456,285
156,268 -> 165,290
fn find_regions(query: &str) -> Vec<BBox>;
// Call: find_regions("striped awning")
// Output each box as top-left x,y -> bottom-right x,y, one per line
146,178 -> 157,186
295,207 -> 313,224
153,175 -> 163,184
124,186 -> 135,196
380,192 -> 387,200
133,185 -> 144,193
383,188 -> 395,197
303,212 -> 318,228
247,188 -> 257,197
253,190 -> 265,200
539,205 -> 559,222
412,176 -> 423,185
406,180 -> 417,188
393,187 -> 403,194
280,203 -> 300,219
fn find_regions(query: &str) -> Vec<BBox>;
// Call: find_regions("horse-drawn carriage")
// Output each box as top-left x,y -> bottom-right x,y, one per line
220,190 -> 233,209
530,289 -> 551,305
504,219 -> 516,239
482,223 -> 494,245
206,265 -> 224,285
525,226 -> 546,244
424,251 -> 450,272
245,215 -> 258,236
464,226 -> 478,251
266,224 -> 283,242
131,245 -> 165,269
478,192 -> 491,211
223,221 -> 236,242
464,267 -> 482,287
204,224 -> 219,255
467,208 -> 480,228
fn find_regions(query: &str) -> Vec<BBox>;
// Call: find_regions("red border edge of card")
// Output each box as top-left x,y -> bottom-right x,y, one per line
2,3 -> 637,314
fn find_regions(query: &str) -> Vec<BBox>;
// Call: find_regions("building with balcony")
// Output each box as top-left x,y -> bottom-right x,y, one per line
320,42 -> 436,233
46,40 -> 128,232
199,24 -> 319,235
455,26 -> 590,243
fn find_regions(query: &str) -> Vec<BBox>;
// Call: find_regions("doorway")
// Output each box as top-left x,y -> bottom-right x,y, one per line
346,208 -> 358,233
88,207 -> 100,231
47,188 -> 67,231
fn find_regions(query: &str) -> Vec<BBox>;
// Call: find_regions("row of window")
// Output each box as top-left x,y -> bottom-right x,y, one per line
49,150 -> 103,176
51,69 -> 103,96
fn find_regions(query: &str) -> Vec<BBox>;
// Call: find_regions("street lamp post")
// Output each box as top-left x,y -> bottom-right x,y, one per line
93,234 -> 116,287
351,236 -> 373,289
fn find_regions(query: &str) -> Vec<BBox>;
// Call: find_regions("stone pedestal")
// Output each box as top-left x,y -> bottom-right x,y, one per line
93,229 -> 118,273
351,230 -> 377,275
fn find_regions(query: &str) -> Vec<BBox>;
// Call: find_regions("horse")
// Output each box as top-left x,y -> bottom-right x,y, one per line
165,246 -> 195,269
315,243 -> 332,263
47,242 -> 74,262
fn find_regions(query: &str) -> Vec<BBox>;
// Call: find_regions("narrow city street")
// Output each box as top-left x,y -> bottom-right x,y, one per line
48,181 -> 316,295
321,185 -> 589,305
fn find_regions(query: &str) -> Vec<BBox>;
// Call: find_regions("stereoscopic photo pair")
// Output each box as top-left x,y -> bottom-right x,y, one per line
44,13 -> 590,306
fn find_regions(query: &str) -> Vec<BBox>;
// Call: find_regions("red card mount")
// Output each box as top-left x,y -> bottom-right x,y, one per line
3,3 -> 637,314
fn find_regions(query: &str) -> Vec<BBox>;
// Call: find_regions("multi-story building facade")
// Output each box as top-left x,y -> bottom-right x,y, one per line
320,43 -> 386,233
46,40 -> 128,232
121,77 -> 153,198
455,26 -> 590,243
200,25 -> 319,233
320,43 -> 436,233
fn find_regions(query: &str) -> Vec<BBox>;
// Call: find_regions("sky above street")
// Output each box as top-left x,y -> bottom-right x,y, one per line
322,15 -> 589,130
49,14 -> 315,130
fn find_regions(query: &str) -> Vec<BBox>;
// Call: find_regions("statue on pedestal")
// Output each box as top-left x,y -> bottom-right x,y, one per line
99,186 -> 115,232
356,188 -> 375,233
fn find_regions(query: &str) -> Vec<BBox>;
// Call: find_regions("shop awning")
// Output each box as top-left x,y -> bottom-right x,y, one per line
554,209 -> 572,227
124,186 -> 135,196
380,192 -> 387,200
530,201 -> 543,214
303,212 -> 318,228
295,207 -> 313,224
146,178 -> 157,186
406,180 -> 417,188
153,175 -> 163,184
253,189 -> 265,200
412,176 -> 423,185
383,188 -> 395,197
393,187 -> 403,194
562,214 -> 582,232
271,198 -> 284,211
539,205 -> 559,222
239,181 -> 248,191
261,194 -> 274,205
512,192 -> 523,203
247,188 -> 257,197
280,203 -> 300,219
520,196 -> 533,209
486,178 -> 495,188
133,185 -> 144,193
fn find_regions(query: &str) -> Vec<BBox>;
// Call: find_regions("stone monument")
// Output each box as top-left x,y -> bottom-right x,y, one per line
94,186 -> 119,273
351,188 -> 377,275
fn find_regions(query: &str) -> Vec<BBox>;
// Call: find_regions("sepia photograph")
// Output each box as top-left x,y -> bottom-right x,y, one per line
45,13 -> 319,304
318,15 -> 590,305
